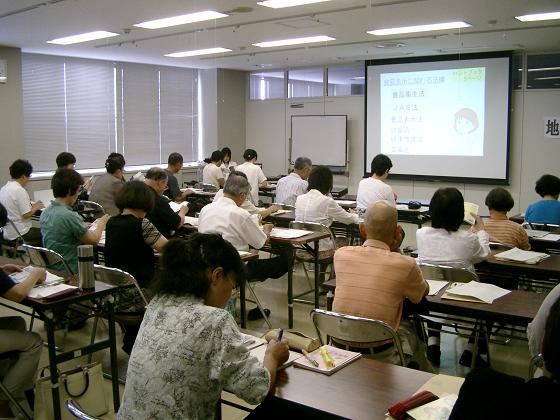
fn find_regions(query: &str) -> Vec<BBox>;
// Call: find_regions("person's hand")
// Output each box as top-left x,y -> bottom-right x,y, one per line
472,214 -> 485,232
347,208 -> 355,214
182,189 -> 194,198
263,223 -> 273,236
84,176 -> 94,191
268,205 -> 281,213
31,267 -> 46,284
32,200 -> 45,211
179,204 -> 189,216
1,264 -> 23,275
265,339 -> 289,366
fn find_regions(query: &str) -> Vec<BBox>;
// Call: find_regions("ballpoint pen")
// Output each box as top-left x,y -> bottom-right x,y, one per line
276,328 -> 283,342
302,349 -> 319,367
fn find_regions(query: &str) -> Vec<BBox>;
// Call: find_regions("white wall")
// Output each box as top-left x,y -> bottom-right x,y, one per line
246,89 -> 560,216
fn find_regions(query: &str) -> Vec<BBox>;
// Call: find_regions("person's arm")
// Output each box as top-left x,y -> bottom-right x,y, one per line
469,215 -> 491,262
22,201 -> 45,219
263,339 -> 290,392
258,168 -> 267,188
218,177 -> 225,188
259,204 -> 281,219
527,283 -> 560,357
3,267 -> 46,302
176,204 -> 188,227
241,216 -> 268,249
327,199 -> 360,225
406,263 -> 429,302
82,214 -> 109,244
518,226 -> 531,251
141,219 -> 168,252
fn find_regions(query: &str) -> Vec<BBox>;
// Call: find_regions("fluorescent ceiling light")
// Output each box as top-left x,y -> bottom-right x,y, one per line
134,11 -> 228,29
47,30 -> 119,45
165,47 -> 232,58
368,21 -> 471,36
253,35 -> 335,48
515,11 -> 560,22
352,76 -> 365,80
257,0 -> 332,8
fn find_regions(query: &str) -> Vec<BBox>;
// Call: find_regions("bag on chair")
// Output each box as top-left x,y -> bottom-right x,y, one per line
35,362 -> 108,420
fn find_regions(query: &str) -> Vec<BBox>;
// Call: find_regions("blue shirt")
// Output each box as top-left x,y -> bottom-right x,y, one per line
525,200 -> 560,225
40,201 -> 88,273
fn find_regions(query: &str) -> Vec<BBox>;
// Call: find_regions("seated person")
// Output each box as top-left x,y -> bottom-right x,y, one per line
40,169 -> 109,273
144,167 -> 187,238
198,172 -> 290,318
56,152 -> 92,199
356,154 -> 396,211
235,149 -> 267,205
528,282 -> 560,363
164,152 -> 193,202
275,157 -> 312,207
333,201 -> 428,365
220,147 -> 237,175
416,187 -> 490,366
295,165 -> 359,251
89,153 -> 126,216
117,235 -> 289,419
202,150 -> 225,188
450,296 -> 560,419
0,159 -> 44,246
0,261 -> 45,417
525,174 -> 560,225
483,187 -> 530,249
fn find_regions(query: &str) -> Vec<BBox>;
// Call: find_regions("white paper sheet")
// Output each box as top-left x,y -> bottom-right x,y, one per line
443,281 -> 510,304
270,228 -> 311,239
542,233 -> 560,242
524,229 -> 549,238
10,266 -> 64,285
334,200 -> 356,206
426,280 -> 448,296
183,216 -> 199,226
169,201 -> 189,213
28,284 -> 78,299
494,247 -> 549,264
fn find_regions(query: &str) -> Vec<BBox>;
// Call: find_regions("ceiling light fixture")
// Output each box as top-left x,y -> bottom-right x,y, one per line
134,11 -> 228,29
165,47 -> 232,58
257,0 -> 332,8
253,35 -> 335,48
515,11 -> 560,22
367,21 -> 471,36
47,30 -> 119,45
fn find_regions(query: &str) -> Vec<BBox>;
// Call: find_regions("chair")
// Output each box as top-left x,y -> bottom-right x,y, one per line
76,200 -> 105,222
526,222 -> 560,233
21,244 -> 74,275
0,352 -> 33,420
417,262 -> 479,283
66,400 -> 100,420
310,309 -> 406,366
272,203 -> 295,211
0,220 -> 26,260
527,353 -> 544,380
244,280 -> 273,329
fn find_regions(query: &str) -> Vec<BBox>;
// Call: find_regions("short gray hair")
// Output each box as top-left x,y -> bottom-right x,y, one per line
224,171 -> 250,196
294,157 -> 312,170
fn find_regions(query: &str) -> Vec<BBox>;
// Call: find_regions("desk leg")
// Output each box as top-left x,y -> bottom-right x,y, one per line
287,247 -> 294,329
240,281 -> 247,329
106,299 -> 120,413
314,240 -> 320,309
45,316 -> 61,420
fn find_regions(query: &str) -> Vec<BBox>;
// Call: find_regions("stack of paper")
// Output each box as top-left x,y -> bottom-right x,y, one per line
524,229 -> 550,238
494,248 -> 549,264
10,267 -> 64,285
28,284 -> 78,299
270,209 -> 293,215
334,200 -> 356,206
426,280 -> 448,296
463,202 -> 479,225
293,345 -> 361,375
541,233 -> 560,242
270,228 -> 311,239
442,281 -> 510,304
169,201 -> 189,213
183,216 -> 198,226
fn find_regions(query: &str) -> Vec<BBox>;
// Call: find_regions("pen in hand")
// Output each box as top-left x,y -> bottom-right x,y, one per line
276,328 -> 283,342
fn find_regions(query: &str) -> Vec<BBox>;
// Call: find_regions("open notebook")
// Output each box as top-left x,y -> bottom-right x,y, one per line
442,281 -> 510,304
293,345 -> 361,375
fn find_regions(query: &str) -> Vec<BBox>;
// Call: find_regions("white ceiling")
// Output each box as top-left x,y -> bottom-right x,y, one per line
1,0 -> 559,72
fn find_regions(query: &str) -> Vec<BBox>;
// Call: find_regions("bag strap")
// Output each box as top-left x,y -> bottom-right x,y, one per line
63,369 -> 90,398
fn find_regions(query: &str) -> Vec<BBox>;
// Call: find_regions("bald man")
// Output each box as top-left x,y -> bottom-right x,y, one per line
332,201 -> 428,364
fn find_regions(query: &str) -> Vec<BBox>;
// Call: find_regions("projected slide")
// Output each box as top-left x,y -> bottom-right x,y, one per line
380,68 -> 485,156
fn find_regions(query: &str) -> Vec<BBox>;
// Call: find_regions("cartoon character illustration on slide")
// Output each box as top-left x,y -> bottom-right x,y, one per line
454,108 -> 479,135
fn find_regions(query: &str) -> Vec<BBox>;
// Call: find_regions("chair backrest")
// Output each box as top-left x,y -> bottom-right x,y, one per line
22,244 -> 74,275
93,265 -> 149,311
66,400 -> 100,420
310,309 -> 406,365
289,220 -> 337,249
272,203 -> 295,211
489,241 -> 514,251
77,200 -> 105,221
417,262 -> 479,283
527,222 -> 560,233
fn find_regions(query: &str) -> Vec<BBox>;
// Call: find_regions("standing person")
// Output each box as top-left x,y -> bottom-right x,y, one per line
220,147 -> 237,176
40,169 -> 109,273
235,149 -> 267,205
164,152 -> 193,202
0,159 -> 44,246
117,235 -> 289,419
275,157 -> 312,207
525,174 -> 560,225
356,154 -> 396,211
202,150 -> 225,188
89,153 -> 126,216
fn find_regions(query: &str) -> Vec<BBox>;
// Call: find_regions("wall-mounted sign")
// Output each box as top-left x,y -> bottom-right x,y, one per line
544,116 -> 559,139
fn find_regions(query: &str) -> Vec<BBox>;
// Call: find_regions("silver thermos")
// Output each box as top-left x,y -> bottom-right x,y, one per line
77,245 -> 95,290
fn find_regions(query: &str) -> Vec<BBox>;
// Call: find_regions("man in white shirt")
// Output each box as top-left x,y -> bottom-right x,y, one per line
0,160 -> 44,246
356,154 -> 396,211
235,149 -> 267,205
275,157 -> 312,206
202,150 -> 225,188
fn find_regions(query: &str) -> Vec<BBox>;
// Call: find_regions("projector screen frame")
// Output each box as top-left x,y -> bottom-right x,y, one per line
364,51 -> 513,185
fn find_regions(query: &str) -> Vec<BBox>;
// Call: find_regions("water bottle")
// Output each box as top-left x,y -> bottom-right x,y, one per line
77,245 -> 95,290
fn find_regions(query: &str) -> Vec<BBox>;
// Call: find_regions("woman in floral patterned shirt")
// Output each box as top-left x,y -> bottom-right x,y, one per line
118,234 -> 289,419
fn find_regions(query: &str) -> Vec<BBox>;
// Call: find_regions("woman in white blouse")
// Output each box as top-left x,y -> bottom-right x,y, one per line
220,147 -> 237,175
202,150 -> 225,188
235,149 -> 267,205
295,166 -> 359,250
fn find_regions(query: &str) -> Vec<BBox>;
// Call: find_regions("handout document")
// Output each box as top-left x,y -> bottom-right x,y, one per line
442,281 -> 510,304
494,248 -> 549,264
169,201 -> 189,213
270,228 -> 311,239
426,280 -> 448,296
463,202 -> 479,225
10,266 -> 64,285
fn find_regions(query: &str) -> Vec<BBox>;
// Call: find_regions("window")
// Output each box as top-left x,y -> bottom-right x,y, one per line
327,65 -> 365,96
249,71 -> 285,100
511,54 -> 522,90
288,68 -> 323,98
527,53 -> 560,90
22,54 -> 199,172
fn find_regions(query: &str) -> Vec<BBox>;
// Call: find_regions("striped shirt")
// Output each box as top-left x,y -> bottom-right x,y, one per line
483,218 -> 530,250
274,172 -> 308,206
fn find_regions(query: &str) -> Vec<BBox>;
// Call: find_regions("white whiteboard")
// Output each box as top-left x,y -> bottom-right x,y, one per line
291,115 -> 347,167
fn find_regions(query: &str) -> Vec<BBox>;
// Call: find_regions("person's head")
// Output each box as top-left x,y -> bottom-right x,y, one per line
361,201 -> 399,245
221,147 -> 232,164
56,152 -> 76,169
307,166 -> 333,195
105,153 -> 125,175
485,187 -> 514,214
535,174 -> 560,199
205,150 -> 223,165
152,234 -> 245,308
51,168 -> 83,203
542,297 -> 560,379
370,154 -> 393,178
144,167 -> 168,195
293,157 -> 312,180
223,171 -> 250,206
9,159 -> 33,185
115,180 -> 155,215
430,187 -> 464,232
167,152 -> 184,173
243,149 -> 257,162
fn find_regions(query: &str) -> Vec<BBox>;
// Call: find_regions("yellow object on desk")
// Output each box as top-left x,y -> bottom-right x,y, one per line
320,346 -> 335,368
